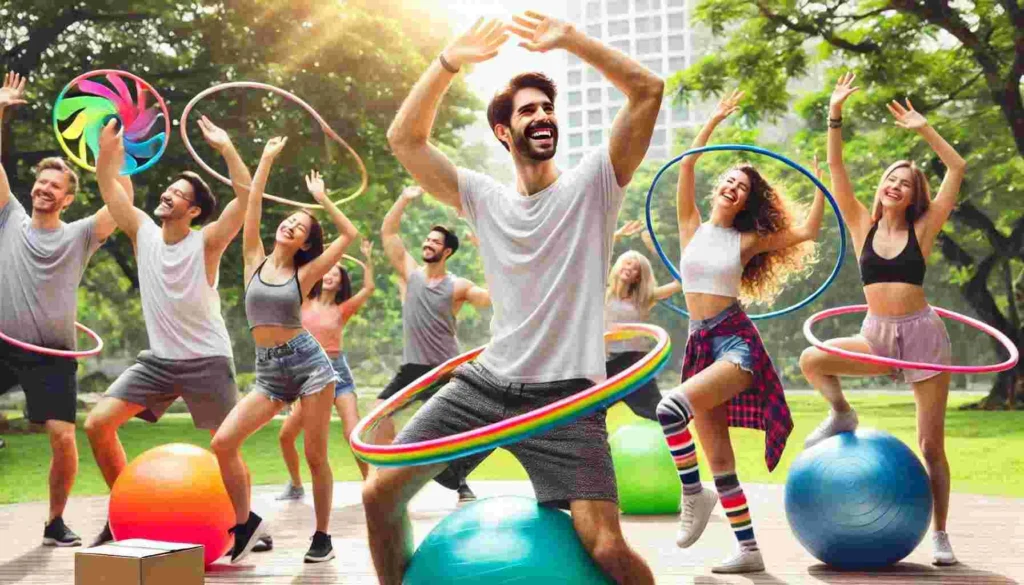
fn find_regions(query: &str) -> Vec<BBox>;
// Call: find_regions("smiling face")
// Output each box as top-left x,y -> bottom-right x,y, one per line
501,87 -> 558,162
712,169 -> 751,212
276,212 -> 314,251
154,178 -> 198,221
617,257 -> 641,286
321,264 -> 343,292
875,165 -> 916,215
30,169 -> 75,214
422,230 -> 450,264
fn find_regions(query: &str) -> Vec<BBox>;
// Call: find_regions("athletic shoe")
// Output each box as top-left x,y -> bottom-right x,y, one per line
42,517 -> 82,547
711,548 -> 765,574
275,483 -> 305,501
303,531 -> 335,563
675,488 -> 718,548
804,408 -> 859,448
456,483 -> 477,507
932,531 -> 958,566
253,534 -> 273,553
90,522 -> 114,547
228,512 -> 269,564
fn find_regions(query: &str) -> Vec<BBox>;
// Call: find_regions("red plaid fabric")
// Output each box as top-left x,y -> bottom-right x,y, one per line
681,308 -> 793,471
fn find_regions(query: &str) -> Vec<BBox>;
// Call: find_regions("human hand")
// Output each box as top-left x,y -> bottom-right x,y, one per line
401,185 -> 424,201
441,18 -> 508,70
198,115 -> 233,153
829,71 -> 859,114
614,219 -> 644,240
262,136 -> 288,160
509,11 -> 576,53
0,72 -> 27,109
887,99 -> 928,131
710,89 -> 743,122
305,170 -> 327,202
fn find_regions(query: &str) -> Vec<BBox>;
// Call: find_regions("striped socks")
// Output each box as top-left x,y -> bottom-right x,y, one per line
656,392 -> 702,496
715,472 -> 758,552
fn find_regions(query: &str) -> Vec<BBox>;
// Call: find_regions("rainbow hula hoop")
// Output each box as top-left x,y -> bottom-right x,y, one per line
350,323 -> 671,467
53,70 -> 170,176
180,82 -> 368,210
804,305 -> 1019,373
0,322 -> 104,358
646,144 -> 847,321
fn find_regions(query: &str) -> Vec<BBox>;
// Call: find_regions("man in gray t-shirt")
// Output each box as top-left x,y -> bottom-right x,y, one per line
0,71 -> 126,547
362,13 -> 663,584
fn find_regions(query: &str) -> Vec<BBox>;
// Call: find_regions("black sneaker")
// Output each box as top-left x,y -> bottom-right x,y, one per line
90,521 -> 114,547
456,483 -> 477,507
42,517 -> 82,547
227,512 -> 269,564
252,534 -> 273,553
303,531 -> 335,563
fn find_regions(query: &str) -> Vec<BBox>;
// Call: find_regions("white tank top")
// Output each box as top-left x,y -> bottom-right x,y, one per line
679,223 -> 742,298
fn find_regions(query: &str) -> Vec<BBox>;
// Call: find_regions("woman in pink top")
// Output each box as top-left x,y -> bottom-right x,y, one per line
276,238 -> 375,497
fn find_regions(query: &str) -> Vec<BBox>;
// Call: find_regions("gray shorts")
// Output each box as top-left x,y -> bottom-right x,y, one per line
861,306 -> 952,383
106,351 -> 238,430
253,331 -> 336,404
395,361 -> 617,508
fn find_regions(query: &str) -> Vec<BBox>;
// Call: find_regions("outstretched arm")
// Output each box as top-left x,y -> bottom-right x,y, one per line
653,280 -> 682,301
380,185 -> 421,282
340,239 -> 376,320
200,116 -> 253,255
387,19 -> 508,211
96,121 -> 142,240
299,171 -> 358,295
613,220 -> 645,244
243,137 -> 287,281
827,72 -> 871,239
0,72 -> 28,212
456,277 -> 491,309
509,11 -> 663,187
749,156 -> 826,256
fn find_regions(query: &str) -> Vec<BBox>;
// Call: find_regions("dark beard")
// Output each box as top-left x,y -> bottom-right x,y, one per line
422,251 -> 442,264
511,122 -> 558,161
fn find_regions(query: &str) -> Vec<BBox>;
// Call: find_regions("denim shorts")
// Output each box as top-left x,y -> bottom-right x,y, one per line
331,353 -> 356,397
689,303 -> 754,373
253,331 -> 336,404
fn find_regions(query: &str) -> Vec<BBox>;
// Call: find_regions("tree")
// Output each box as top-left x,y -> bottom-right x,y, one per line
672,0 -> 1023,407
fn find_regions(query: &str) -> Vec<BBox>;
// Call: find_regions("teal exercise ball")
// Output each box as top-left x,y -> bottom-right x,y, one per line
403,496 -> 613,584
610,419 -> 681,515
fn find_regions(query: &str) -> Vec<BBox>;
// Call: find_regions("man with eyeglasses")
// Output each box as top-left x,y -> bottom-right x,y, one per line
84,117 -> 269,551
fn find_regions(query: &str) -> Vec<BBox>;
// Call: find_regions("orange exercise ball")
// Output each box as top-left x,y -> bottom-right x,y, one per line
109,443 -> 235,566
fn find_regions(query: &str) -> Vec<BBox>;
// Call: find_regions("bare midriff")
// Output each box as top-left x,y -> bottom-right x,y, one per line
252,325 -> 306,348
685,292 -> 740,322
863,283 -> 929,317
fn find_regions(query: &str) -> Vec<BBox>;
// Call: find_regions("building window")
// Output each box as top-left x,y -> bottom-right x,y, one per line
587,67 -> 601,82
635,0 -> 661,10
648,147 -> 668,160
652,129 -> 666,146
668,56 -> 687,72
635,15 -> 662,33
569,91 -> 582,106
589,129 -> 603,145
637,37 -> 662,54
586,24 -> 602,38
672,102 -> 689,121
586,1 -> 601,19
657,109 -> 667,125
668,0 -> 685,6
668,12 -> 685,30
642,58 -> 662,73
569,111 -> 583,128
607,0 -> 628,15
569,133 -> 584,148
568,70 -> 583,85
608,88 -> 625,103
588,109 -> 602,124
669,35 -> 686,52
587,88 -> 602,102
570,153 -> 585,167
611,39 -> 630,53
608,105 -> 621,119
608,20 -> 629,36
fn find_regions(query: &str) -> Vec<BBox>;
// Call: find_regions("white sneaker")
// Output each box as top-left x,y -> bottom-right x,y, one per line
932,531 -> 958,566
675,488 -> 718,548
712,548 -> 765,574
804,408 -> 859,448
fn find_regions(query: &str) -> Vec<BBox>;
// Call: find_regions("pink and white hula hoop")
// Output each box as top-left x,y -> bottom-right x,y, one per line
0,322 -> 104,358
804,305 -> 1018,373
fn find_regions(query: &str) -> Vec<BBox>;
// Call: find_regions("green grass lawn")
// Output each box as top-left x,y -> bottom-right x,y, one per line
0,393 -> 1022,505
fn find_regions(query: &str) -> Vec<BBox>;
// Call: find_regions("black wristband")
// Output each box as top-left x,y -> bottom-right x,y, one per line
828,116 -> 843,129
439,53 -> 460,74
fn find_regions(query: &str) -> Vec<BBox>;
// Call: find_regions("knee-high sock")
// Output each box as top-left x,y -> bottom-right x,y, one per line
657,392 -> 702,496
715,472 -> 758,552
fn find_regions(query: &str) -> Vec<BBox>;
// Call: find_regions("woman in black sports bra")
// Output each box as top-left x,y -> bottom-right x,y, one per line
799,72 -> 967,566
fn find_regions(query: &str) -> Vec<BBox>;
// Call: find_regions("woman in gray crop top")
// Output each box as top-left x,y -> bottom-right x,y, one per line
210,137 -> 359,565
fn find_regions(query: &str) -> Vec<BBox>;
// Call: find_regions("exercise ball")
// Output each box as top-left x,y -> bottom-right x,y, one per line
785,429 -> 932,569
403,496 -> 613,584
610,419 -> 681,514
109,443 -> 235,566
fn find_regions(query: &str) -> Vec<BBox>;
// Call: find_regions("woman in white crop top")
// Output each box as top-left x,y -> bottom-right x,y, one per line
655,91 -> 825,574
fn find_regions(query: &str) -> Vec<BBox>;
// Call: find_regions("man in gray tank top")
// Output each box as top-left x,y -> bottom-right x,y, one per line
83,118 -> 269,550
377,184 -> 491,505
0,72 -> 127,547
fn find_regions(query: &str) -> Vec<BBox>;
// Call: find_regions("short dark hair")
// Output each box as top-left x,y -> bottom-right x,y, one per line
486,72 -> 557,152
177,171 -> 216,225
430,225 -> 459,257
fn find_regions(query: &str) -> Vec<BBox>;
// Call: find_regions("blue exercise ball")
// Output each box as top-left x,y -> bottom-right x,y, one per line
404,496 -> 613,584
785,429 -> 932,569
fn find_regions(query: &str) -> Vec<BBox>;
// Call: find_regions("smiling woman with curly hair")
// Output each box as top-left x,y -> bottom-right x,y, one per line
654,90 -> 825,574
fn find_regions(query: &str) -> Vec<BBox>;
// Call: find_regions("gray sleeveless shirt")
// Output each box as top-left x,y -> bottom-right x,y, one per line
245,259 -> 303,330
402,268 -> 459,365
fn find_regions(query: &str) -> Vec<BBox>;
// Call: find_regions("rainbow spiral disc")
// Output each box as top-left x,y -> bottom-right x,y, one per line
52,70 -> 170,175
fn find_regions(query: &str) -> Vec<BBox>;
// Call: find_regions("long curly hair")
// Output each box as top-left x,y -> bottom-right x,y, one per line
719,163 -> 818,305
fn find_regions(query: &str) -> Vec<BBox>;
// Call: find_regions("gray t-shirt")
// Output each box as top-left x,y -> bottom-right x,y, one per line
0,197 -> 102,349
458,145 -> 625,383
402,268 -> 459,365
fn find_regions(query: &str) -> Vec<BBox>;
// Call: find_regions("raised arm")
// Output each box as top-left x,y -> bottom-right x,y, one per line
243,137 -> 287,280
341,239 -> 377,319
654,280 -> 682,302
886,99 -> 966,248
96,121 -> 142,240
827,72 -> 871,240
387,19 -> 508,211
199,116 -> 253,255
456,277 -> 491,309
0,72 -> 28,212
380,185 -> 421,282
510,11 -> 663,187
299,171 -> 358,295
613,220 -> 645,244
748,156 -> 826,257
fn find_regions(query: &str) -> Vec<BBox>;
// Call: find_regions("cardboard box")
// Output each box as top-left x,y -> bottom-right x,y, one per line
75,539 -> 204,585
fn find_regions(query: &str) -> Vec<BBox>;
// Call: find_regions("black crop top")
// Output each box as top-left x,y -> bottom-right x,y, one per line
859,222 -> 926,286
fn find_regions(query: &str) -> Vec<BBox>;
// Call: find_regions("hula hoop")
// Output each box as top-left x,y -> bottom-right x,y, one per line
646,144 -> 847,321
350,323 -> 671,467
53,70 -> 170,176
804,305 -> 1019,373
179,82 -> 368,210
0,322 -> 104,358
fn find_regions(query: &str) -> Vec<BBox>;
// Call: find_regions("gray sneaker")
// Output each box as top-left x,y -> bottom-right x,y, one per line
275,483 -> 305,501
676,488 -> 718,548
932,531 -> 958,566
804,408 -> 859,448
712,548 -> 765,574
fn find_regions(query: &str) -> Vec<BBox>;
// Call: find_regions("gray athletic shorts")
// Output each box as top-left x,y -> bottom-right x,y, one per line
106,350 -> 239,430
395,361 -> 617,508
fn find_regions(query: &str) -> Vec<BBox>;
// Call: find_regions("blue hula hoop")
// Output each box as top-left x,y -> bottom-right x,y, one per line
645,144 -> 847,321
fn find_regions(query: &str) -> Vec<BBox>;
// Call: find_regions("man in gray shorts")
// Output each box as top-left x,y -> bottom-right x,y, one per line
364,12 -> 663,584
83,117 -> 266,549
377,183 -> 490,505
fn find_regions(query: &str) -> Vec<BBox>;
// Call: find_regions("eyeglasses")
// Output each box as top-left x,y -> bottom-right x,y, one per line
167,187 -> 196,205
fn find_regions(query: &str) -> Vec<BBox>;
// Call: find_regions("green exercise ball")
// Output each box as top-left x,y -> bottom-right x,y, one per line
610,419 -> 681,515
403,496 -> 613,584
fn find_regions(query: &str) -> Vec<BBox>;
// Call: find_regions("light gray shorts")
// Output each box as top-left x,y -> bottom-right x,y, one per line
860,307 -> 952,384
106,351 -> 239,430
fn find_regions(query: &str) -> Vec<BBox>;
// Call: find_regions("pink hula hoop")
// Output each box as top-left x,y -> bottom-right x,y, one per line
179,81 -> 368,209
0,322 -> 104,358
804,305 -> 1018,374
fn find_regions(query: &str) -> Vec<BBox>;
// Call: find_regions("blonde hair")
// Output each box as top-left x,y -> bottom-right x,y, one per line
871,160 -> 931,224
606,251 -> 657,318
33,157 -> 79,196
